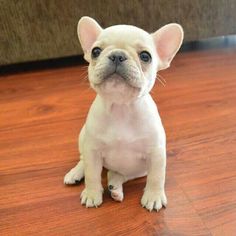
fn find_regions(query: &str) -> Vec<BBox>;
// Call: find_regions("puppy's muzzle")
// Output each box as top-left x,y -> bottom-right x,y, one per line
106,51 -> 128,80
94,50 -> 142,89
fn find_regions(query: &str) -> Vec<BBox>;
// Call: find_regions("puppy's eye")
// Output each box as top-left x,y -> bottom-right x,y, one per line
139,51 -> 152,63
91,47 -> 102,58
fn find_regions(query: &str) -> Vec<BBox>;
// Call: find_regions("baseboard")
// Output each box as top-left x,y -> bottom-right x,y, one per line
1,35 -> 236,76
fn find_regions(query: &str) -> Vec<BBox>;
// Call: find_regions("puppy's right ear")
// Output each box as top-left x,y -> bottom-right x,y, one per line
77,16 -> 102,62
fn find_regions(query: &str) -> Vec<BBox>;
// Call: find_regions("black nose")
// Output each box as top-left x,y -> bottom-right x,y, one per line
108,52 -> 127,64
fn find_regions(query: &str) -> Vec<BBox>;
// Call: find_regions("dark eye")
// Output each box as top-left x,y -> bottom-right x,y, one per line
139,51 -> 152,63
91,47 -> 102,58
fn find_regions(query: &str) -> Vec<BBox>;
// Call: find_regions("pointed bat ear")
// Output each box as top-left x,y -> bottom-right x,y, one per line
152,23 -> 184,70
77,16 -> 102,61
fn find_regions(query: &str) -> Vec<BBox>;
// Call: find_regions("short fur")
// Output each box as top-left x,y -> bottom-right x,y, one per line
64,17 -> 183,211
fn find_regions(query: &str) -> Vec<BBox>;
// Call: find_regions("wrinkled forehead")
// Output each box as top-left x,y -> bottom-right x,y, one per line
96,25 -> 155,51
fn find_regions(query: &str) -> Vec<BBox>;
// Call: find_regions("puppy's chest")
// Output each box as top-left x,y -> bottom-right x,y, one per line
98,117 -> 154,175
99,117 -> 150,156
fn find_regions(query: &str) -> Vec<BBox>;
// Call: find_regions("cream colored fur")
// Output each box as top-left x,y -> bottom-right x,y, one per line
64,17 -> 183,211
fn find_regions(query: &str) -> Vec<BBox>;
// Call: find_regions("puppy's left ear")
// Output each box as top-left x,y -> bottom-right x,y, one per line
77,16 -> 103,61
152,24 -> 184,70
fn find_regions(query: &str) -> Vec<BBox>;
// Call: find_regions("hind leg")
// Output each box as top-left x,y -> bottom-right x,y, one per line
64,158 -> 84,184
107,171 -> 127,202
107,171 -> 146,202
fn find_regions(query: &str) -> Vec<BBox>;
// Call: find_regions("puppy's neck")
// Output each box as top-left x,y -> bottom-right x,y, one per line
97,94 -> 148,113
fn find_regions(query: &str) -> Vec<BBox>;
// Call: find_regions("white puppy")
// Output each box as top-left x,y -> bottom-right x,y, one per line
64,17 -> 183,211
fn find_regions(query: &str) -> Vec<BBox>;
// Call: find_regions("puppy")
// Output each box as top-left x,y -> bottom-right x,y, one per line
64,17 -> 183,211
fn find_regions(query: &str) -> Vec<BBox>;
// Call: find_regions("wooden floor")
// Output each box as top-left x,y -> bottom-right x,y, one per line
0,48 -> 236,236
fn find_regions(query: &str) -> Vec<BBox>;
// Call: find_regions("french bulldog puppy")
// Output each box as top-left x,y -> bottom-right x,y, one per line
64,16 -> 183,211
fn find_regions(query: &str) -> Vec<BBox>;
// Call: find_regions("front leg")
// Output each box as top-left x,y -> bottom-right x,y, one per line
141,147 -> 167,212
80,148 -> 103,208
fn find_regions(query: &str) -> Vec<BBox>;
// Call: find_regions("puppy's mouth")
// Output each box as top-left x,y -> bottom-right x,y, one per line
94,69 -> 142,89
104,72 -> 126,82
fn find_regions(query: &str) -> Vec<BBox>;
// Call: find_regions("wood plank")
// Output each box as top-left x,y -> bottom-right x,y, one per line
211,219 -> 236,236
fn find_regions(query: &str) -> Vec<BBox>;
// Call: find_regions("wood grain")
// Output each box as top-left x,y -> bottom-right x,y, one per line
0,48 -> 236,235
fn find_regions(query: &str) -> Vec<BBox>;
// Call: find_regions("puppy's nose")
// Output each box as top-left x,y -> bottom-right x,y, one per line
108,52 -> 127,64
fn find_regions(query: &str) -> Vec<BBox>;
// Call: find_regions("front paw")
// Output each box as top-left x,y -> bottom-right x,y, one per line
80,188 -> 103,208
141,189 -> 167,212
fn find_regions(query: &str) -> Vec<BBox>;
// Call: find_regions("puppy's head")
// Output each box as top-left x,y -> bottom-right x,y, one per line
78,17 -> 183,103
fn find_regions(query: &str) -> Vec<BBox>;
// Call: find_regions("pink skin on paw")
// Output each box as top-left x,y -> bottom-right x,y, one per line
110,188 -> 124,202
